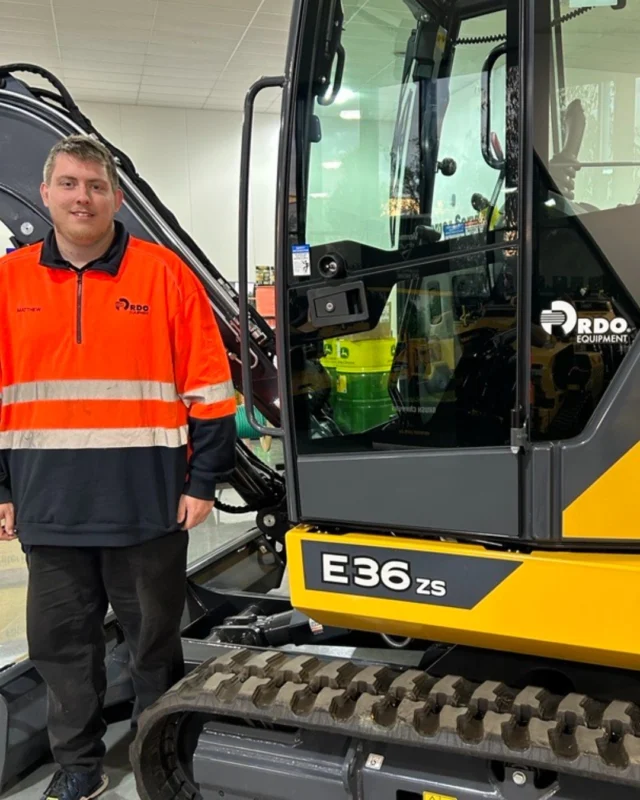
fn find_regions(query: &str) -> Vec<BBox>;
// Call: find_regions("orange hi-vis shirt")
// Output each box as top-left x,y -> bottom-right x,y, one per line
0,222 -> 237,546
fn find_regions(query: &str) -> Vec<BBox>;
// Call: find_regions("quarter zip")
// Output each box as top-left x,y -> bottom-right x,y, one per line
76,271 -> 84,344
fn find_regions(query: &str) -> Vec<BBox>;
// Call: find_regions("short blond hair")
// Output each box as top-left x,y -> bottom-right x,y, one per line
43,135 -> 120,192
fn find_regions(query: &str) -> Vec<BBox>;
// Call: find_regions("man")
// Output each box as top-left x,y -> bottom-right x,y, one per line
0,135 -> 236,800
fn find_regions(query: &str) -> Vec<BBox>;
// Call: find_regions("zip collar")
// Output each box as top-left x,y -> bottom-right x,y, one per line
39,220 -> 130,276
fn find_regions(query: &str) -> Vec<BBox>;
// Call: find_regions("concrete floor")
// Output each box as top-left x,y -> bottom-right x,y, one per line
0,437 -> 284,798
3,720 -> 140,800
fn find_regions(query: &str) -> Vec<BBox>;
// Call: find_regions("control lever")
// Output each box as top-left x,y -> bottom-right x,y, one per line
398,213 -> 442,247
472,193 -> 491,213
437,157 -> 457,176
415,225 -> 442,244
549,98 -> 586,200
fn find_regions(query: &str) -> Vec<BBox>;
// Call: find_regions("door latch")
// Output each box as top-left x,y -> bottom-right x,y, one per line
308,281 -> 369,327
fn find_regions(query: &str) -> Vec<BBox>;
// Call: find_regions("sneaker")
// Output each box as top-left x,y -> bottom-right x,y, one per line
40,767 -> 109,800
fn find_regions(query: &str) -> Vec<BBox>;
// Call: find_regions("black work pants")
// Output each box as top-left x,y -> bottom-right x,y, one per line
25,532 -> 188,773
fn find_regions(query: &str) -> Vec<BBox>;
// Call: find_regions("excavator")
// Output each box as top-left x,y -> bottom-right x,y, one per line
2,0 -> 640,798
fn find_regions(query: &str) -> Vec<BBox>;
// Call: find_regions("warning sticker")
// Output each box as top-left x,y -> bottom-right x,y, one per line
292,244 -> 311,276
423,793 -> 457,800
436,26 -> 448,53
464,216 -> 483,235
308,618 -> 324,635
442,222 -> 466,239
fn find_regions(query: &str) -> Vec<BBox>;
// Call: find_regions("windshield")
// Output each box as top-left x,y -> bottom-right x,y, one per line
302,1 -> 514,259
289,0 -> 519,454
544,0 -> 640,214
287,0 -> 640,458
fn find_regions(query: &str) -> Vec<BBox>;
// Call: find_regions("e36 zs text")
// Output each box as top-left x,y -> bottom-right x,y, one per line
321,553 -> 447,597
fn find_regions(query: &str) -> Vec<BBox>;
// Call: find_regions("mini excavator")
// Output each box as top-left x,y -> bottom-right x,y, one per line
4,1 -> 640,798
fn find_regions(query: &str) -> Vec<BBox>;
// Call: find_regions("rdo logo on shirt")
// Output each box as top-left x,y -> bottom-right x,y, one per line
115,297 -> 150,315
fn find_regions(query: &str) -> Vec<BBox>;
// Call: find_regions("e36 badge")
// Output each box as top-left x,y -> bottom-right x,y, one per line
302,540 -> 521,609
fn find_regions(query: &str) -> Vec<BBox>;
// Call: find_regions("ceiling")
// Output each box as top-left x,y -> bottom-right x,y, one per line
0,0 -> 410,114
1,1 -> 639,114
0,0 -> 293,112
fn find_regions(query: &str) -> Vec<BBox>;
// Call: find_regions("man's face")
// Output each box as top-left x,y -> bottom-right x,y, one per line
40,153 -> 124,246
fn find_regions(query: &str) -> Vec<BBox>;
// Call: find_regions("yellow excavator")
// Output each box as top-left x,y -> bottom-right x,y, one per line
4,0 -> 640,798
126,1 -> 640,798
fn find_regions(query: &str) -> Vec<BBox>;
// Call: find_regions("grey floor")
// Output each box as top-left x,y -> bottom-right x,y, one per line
0,438 -> 284,799
2,720 -> 139,799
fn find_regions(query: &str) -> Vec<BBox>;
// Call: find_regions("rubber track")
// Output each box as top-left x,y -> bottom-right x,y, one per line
130,648 -> 640,799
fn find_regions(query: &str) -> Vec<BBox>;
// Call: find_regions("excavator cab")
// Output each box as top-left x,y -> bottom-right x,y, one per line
239,0 -> 640,545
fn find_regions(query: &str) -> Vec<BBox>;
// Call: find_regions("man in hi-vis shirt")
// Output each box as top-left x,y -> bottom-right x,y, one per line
0,135 -> 236,800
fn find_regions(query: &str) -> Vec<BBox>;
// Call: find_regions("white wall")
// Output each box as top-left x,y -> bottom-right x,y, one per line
74,102 -> 281,281
0,221 -> 13,255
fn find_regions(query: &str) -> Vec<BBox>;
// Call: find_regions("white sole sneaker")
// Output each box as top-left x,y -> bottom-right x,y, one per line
81,773 -> 109,800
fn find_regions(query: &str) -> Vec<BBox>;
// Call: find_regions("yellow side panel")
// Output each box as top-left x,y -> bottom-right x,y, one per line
563,440 -> 640,539
287,527 -> 640,671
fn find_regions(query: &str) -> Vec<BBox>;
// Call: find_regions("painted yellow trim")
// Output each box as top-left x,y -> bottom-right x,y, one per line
288,527 -> 640,670
423,794 -> 457,800
563,440 -> 640,539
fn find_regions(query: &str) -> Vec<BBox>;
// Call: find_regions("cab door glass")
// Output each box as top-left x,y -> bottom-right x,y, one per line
305,2 -> 417,252
548,1 -> 640,212
292,248 -> 518,454
531,0 -> 640,441
302,1 -> 515,257
431,12 -> 507,236
291,0 -> 519,455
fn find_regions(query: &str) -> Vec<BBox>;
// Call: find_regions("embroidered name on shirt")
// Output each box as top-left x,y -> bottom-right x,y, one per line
17,306 -> 42,312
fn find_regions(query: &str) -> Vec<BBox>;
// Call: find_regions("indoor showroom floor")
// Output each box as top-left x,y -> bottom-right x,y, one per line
0,440 -> 283,799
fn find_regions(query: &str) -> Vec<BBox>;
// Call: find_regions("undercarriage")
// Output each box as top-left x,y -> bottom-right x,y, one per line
5,515 -> 640,799
131,642 -> 640,800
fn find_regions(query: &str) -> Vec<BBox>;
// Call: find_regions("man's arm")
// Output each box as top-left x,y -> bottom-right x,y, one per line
173,275 -> 237,529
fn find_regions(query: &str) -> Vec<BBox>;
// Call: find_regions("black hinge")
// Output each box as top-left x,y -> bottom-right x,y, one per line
510,425 -> 527,453
510,408 -> 528,453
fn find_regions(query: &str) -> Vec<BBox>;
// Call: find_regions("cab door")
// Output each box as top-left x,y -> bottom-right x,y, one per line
278,0 -> 525,538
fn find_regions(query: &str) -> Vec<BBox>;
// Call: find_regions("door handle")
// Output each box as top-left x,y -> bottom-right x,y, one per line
238,75 -> 285,438
481,43 -> 507,171
308,281 -> 369,328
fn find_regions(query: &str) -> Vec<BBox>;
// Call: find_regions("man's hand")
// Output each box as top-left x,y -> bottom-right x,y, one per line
0,503 -> 16,541
177,495 -> 214,530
